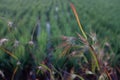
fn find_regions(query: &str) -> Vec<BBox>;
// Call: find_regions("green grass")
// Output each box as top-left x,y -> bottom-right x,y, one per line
0,0 -> 120,52
0,0 -> 120,80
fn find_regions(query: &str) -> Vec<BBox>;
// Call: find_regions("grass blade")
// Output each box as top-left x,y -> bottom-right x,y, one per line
11,65 -> 19,80
70,3 -> 87,40
0,47 -> 18,60
89,45 -> 100,72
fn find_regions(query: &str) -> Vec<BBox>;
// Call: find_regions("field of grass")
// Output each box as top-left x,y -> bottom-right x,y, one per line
0,0 -> 120,80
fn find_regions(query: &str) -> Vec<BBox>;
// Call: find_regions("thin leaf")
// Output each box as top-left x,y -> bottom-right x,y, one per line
11,65 -> 19,80
51,65 -> 64,80
104,68 -> 112,80
39,64 -> 55,80
99,73 -> 109,80
70,3 -> 87,40
89,45 -> 100,72
75,74 -> 85,80
0,47 -> 18,60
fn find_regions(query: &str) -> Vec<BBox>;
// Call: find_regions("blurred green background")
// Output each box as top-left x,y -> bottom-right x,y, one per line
0,0 -> 120,54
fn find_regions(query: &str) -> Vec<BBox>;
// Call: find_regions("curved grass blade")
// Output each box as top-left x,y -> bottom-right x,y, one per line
70,3 -> 87,40
39,64 -> 55,80
0,47 -> 18,60
11,65 -> 19,80
89,45 -> 100,72
104,68 -> 112,80
51,65 -> 64,80
75,74 -> 84,80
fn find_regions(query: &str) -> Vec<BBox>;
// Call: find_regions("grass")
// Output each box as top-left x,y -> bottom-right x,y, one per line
0,0 -> 120,80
